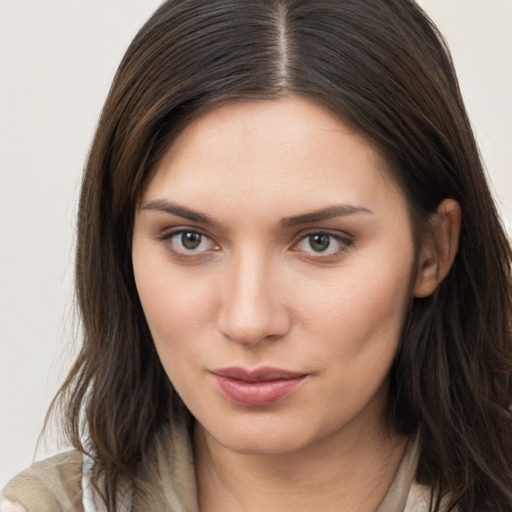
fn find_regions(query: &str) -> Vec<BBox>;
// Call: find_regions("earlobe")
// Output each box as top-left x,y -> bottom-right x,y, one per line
413,198 -> 461,298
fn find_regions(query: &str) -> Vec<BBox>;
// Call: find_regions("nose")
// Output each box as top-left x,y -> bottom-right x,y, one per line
216,251 -> 291,346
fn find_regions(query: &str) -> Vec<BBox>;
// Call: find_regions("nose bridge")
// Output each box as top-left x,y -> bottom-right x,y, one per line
218,246 -> 288,345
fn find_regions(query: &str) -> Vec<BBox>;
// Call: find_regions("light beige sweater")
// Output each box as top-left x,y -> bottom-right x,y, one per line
1,420 -> 429,512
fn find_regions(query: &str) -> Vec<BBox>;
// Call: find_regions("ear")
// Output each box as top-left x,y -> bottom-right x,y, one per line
413,198 -> 461,298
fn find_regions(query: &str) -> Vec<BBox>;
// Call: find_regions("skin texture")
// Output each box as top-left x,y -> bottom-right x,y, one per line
132,97 -> 460,511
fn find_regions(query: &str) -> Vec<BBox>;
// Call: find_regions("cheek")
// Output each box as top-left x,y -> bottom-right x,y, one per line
139,278 -> 210,338
349,264 -> 412,329
303,255 -> 415,365
134,271 -> 213,395
308,259 -> 415,415
132,241 -> 215,351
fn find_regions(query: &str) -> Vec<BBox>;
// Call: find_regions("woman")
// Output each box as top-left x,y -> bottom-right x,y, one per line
2,0 -> 511,511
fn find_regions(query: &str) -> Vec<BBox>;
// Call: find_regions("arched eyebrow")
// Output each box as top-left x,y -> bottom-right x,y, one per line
142,199 -> 372,229
142,199 -> 217,226
278,205 -> 372,228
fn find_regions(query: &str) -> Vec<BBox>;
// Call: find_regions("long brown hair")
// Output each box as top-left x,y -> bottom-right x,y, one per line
48,0 -> 512,510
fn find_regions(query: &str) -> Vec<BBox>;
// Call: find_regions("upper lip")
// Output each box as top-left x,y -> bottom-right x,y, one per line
211,366 -> 307,382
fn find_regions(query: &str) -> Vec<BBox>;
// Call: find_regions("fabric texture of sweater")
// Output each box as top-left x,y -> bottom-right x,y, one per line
1,419 -> 429,512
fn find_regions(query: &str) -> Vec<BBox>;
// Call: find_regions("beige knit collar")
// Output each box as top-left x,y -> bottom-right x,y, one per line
132,419 -> 420,512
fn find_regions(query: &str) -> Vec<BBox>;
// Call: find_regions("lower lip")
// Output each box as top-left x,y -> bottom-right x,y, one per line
213,374 -> 307,406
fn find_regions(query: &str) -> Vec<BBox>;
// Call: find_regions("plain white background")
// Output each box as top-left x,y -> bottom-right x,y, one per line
1,0 -> 511,488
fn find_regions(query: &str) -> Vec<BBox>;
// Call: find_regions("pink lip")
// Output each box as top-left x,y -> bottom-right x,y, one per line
210,367 -> 308,406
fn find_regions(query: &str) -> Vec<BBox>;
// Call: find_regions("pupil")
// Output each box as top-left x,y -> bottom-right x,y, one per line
181,232 -> 202,249
310,234 -> 330,252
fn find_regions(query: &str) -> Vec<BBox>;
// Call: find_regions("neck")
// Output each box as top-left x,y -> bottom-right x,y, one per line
194,420 -> 408,512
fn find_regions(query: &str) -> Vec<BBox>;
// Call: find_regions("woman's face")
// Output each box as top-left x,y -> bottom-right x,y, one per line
132,97 -> 418,455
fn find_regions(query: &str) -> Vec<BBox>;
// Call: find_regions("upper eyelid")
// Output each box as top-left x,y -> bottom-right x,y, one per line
293,227 -> 354,241
157,225 -> 214,241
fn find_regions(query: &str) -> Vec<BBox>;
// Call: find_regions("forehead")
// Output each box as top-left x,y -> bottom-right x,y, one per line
143,97 -> 406,221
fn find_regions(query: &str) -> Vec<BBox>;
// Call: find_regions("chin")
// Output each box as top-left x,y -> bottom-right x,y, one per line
195,409 -> 324,457
216,430 -> 311,456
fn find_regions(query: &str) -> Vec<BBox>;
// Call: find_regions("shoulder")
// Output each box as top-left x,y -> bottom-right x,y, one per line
0,500 -> 26,512
1,451 -> 84,512
404,483 -> 431,511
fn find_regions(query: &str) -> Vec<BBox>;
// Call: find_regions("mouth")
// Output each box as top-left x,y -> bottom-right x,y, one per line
210,366 -> 308,406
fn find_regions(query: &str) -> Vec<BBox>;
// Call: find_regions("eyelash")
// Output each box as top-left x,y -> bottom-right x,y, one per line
290,231 -> 354,259
157,228 -> 354,260
157,228 -> 220,260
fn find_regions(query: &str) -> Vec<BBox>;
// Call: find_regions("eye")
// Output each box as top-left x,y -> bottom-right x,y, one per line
159,229 -> 218,256
292,231 -> 353,257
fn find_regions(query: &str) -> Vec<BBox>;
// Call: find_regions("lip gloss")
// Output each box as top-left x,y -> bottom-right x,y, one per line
211,367 -> 308,406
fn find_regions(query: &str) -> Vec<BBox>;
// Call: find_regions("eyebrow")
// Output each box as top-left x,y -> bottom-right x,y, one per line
279,204 -> 372,228
142,199 -> 372,228
142,199 -> 217,226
